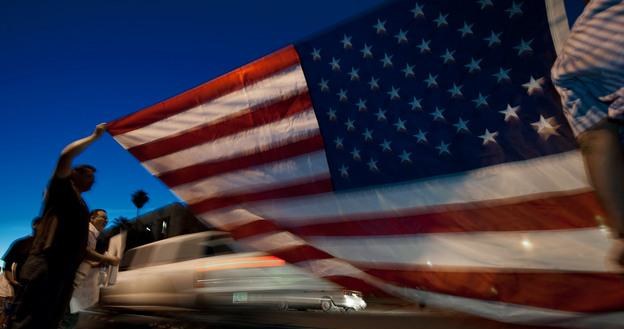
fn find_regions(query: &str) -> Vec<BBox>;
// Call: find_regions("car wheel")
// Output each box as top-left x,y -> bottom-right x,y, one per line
344,307 -> 356,313
276,301 -> 289,311
320,297 -> 333,312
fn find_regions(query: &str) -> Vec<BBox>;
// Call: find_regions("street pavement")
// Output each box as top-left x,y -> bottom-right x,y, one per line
76,303 -> 558,329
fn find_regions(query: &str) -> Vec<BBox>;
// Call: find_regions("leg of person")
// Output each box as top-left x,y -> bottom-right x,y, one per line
0,296 -> 7,329
577,120 -> 624,265
47,265 -> 80,329
57,305 -> 79,329
9,256 -> 50,329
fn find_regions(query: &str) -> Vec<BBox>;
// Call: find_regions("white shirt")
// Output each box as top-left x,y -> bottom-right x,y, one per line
70,222 -> 102,313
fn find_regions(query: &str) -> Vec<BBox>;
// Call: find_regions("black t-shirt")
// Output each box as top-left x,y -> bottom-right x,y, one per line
1,235 -> 33,271
39,175 -> 90,268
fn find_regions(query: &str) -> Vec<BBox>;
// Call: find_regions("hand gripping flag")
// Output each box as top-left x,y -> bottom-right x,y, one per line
108,1 -> 624,327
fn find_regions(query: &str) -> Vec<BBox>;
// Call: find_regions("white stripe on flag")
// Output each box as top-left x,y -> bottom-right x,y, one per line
114,64 -> 308,148
142,109 -> 320,175
240,231 -> 307,252
307,228 -> 618,272
171,151 -> 330,202
198,151 -> 589,227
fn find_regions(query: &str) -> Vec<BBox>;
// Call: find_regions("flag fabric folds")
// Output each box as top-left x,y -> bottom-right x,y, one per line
108,0 -> 624,327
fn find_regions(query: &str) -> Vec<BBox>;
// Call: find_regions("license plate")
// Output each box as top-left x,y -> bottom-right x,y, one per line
232,292 -> 248,303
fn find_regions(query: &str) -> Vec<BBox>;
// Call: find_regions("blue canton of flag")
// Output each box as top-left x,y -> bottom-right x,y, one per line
296,0 -> 577,191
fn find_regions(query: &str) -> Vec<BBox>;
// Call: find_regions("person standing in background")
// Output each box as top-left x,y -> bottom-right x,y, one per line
1,218 -> 41,329
59,209 -> 119,329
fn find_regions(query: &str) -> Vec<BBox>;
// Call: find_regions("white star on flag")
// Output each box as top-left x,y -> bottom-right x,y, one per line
395,29 -> 408,44
424,74 -> 438,87
356,99 -> 367,111
345,118 -> 355,131
465,58 -> 482,73
416,39 -> 431,53
348,67 -> 360,80
367,158 -> 379,171
436,140 -> 451,155
334,136 -> 344,149
414,129 -> 428,143
368,77 -> 380,90
514,39 -> 533,56
326,108 -> 337,121
399,150 -> 412,163
402,64 -> 415,77
375,109 -> 387,121
477,0 -> 493,10
380,139 -> 392,152
522,76 -> 545,95
453,118 -> 470,133
493,67 -> 511,83
434,13 -> 448,27
430,107 -> 446,121
411,3 -> 424,18
448,83 -> 463,97
479,129 -> 499,145
458,22 -> 474,37
441,49 -> 455,63
409,97 -> 423,111
387,86 -> 400,100
337,89 -> 348,102
506,1 -> 523,18
484,31 -> 502,47
311,48 -> 321,61
318,78 -> 329,91
531,115 -> 560,140
360,44 -> 373,58
381,53 -> 393,68
350,147 -> 361,160
339,165 -> 349,177
500,104 -> 520,122
472,93 -> 488,107
373,19 -> 387,34
329,57 -> 341,71
340,34 -> 353,49
394,118 -> 407,131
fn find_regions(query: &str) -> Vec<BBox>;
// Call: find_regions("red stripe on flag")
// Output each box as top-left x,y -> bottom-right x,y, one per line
128,92 -> 313,161
363,267 -> 624,313
286,191 -> 603,235
107,46 -> 300,135
189,176 -> 333,213
158,134 -> 325,187
271,244 -> 334,263
230,219 -> 281,240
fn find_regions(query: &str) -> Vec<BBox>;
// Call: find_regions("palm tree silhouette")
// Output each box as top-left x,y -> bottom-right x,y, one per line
131,189 -> 149,217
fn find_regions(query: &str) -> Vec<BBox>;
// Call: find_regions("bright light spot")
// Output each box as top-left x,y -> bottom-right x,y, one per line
426,260 -> 432,267
599,225 -> 611,236
521,238 -> 533,250
146,226 -> 151,232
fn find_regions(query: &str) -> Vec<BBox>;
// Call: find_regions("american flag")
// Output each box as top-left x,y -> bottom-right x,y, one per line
108,0 -> 624,327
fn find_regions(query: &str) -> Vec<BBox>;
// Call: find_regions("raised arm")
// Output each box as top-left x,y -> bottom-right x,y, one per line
55,123 -> 107,178
85,248 -> 120,266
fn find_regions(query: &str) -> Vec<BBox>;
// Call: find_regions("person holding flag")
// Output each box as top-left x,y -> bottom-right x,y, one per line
9,124 -> 107,329
551,0 -> 624,267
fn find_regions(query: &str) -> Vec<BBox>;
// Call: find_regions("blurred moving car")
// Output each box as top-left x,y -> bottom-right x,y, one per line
99,231 -> 366,312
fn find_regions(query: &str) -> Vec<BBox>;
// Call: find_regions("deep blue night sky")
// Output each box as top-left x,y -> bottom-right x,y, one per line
0,0 -> 390,261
